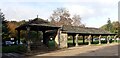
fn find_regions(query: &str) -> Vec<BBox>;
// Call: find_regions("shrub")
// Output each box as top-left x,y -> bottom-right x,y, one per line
2,45 -> 27,53
16,45 -> 27,53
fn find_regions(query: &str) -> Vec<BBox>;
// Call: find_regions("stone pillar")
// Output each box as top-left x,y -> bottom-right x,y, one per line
17,30 -> 20,44
98,35 -> 101,44
75,34 -> 79,47
88,35 -> 91,45
54,31 -> 59,48
58,29 -> 61,48
114,35 -> 117,43
83,35 -> 85,44
27,27 -> 31,52
55,29 -> 68,48
55,29 -> 61,48
59,33 -> 68,48
107,35 -> 110,44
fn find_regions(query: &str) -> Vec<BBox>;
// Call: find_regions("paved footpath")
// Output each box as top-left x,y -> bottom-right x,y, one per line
27,43 -> 119,58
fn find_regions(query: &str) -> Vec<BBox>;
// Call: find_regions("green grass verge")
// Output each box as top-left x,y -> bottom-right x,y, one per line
67,40 -> 120,46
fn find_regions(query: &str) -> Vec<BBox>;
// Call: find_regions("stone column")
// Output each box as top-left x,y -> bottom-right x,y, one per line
88,35 -> 91,45
98,35 -> 101,44
54,29 -> 61,48
75,34 -> 79,47
27,27 -> 31,52
59,33 -> 68,48
114,35 -> 117,43
58,29 -> 61,48
107,35 -> 110,44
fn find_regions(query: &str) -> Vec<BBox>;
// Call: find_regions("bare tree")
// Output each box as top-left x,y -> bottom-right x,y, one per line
72,14 -> 83,26
50,8 -> 73,26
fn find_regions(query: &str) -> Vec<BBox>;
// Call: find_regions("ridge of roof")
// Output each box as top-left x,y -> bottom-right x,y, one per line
61,25 -> 114,34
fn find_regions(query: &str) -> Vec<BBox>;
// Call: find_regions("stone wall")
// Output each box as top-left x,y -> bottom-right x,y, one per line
54,31 -> 59,48
59,33 -> 68,48
54,30 -> 68,48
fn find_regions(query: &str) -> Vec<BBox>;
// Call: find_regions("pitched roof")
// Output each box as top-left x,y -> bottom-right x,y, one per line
62,25 -> 115,35
15,18 -> 116,35
15,18 -> 60,30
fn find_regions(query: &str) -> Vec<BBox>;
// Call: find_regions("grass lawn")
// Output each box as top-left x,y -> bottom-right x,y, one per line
117,40 -> 120,43
67,39 -> 120,46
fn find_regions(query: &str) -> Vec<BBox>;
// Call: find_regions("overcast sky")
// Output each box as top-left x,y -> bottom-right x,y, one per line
0,0 -> 119,28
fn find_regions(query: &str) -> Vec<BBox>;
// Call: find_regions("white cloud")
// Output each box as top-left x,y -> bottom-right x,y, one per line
0,0 -> 119,27
64,4 -> 95,18
1,0 -> 119,3
1,2 -> 53,21
63,1 -> 119,27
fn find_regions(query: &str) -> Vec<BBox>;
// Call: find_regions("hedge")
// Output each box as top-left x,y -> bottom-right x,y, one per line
2,45 -> 27,53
